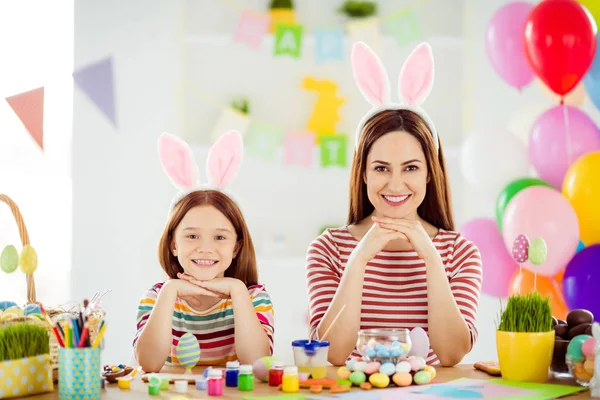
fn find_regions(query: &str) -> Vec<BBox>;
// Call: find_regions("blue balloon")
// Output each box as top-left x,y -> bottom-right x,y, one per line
583,36 -> 600,111
577,240 -> 585,253
563,244 -> 600,319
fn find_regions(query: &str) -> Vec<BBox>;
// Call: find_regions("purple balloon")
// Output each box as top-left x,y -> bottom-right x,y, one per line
485,2 -> 535,89
563,244 -> 600,319
461,218 -> 518,297
529,105 -> 600,188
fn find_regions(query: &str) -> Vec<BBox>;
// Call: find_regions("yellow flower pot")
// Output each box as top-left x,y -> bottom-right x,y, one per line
0,354 -> 53,399
496,330 -> 555,383
269,9 -> 295,33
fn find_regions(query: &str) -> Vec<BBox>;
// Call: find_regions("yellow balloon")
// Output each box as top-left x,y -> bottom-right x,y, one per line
537,78 -> 587,107
563,151 -> 600,245
579,0 -> 600,27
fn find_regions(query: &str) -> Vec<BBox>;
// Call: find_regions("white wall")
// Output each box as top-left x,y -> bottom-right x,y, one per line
72,0 -> 593,366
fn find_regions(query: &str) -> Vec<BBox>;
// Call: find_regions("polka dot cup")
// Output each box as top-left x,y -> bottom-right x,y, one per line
58,348 -> 101,400
0,354 -> 54,398
357,329 -> 412,365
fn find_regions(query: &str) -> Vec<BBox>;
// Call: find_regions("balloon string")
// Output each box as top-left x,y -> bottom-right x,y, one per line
534,272 -> 537,292
519,264 -> 522,294
563,103 -> 572,167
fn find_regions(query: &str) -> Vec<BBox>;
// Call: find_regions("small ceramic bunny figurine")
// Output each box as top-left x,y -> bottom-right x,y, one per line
591,322 -> 600,398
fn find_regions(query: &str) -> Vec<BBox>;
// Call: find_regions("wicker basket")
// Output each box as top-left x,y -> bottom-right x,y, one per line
0,194 -> 61,370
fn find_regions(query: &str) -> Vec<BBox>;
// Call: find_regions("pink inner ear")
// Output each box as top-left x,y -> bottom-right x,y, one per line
351,41 -> 390,106
398,43 -> 434,106
158,134 -> 197,190
206,130 -> 243,189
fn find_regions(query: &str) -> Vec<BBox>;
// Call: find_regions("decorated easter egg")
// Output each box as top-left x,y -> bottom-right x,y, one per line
345,358 -> 357,371
528,237 -> 547,265
337,367 -> 351,380
567,335 -> 592,362
24,303 -> 41,316
408,356 -> 426,371
19,245 -> 38,274
1,245 -> 19,273
176,332 -> 201,369
0,301 -> 18,312
379,362 -> 395,376
353,361 -> 367,372
582,337 -> 596,357
408,327 -> 429,358
512,234 -> 530,263
392,372 -> 412,386
368,373 -> 389,388
414,370 -> 431,385
395,361 -> 411,374
423,365 -> 436,380
364,362 -> 380,375
253,356 -> 275,381
4,306 -> 23,317
349,371 -> 366,386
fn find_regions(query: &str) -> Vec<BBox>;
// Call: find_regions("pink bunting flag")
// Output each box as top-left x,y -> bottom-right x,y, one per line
233,10 -> 270,49
6,87 -> 45,150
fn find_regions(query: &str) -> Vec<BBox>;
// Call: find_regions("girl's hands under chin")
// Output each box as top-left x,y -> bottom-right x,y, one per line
177,273 -> 245,298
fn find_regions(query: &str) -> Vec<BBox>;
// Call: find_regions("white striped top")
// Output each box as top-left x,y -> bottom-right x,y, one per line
306,226 -> 483,365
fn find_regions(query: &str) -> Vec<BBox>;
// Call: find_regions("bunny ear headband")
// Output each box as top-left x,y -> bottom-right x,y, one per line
157,130 -> 243,211
351,41 -> 439,152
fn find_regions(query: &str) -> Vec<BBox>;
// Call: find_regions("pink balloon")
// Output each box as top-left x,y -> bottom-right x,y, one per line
502,186 -> 579,276
529,105 -> 600,188
461,218 -> 518,297
486,2 -> 535,89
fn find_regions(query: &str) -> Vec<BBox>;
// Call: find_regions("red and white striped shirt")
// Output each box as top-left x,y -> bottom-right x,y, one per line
306,226 -> 482,365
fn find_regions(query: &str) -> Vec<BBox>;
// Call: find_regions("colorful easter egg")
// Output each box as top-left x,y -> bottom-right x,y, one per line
19,245 -> 38,274
582,337 -> 596,357
337,367 -> 351,380
392,372 -> 412,386
395,361 -> 411,374
408,327 -> 429,358
4,306 -> 23,317
414,370 -> 431,385
349,371 -> 366,386
512,234 -> 530,263
1,245 -> 19,273
379,362 -> 395,376
176,332 -> 201,369
423,365 -> 436,380
567,335 -> 592,363
528,237 -> 547,265
253,356 -> 275,381
368,373 -> 389,388
24,303 -> 41,316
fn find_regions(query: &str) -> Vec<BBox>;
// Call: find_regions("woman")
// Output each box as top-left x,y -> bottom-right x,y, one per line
305,41 -> 482,367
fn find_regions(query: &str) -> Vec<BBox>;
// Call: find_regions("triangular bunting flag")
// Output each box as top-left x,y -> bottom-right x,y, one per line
73,57 -> 117,127
6,87 -> 45,150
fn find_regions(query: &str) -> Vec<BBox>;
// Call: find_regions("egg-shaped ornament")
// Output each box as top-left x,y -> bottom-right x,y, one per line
1,245 -> 19,273
511,234 -> 530,263
408,327 -> 429,359
19,245 -> 38,274
528,237 -> 547,266
176,332 -> 201,373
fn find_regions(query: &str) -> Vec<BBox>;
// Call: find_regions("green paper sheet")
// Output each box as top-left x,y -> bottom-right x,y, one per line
489,377 -> 587,399
243,395 -> 307,400
320,134 -> 347,167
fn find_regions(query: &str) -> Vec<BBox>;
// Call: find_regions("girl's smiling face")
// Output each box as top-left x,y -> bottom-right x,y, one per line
171,205 -> 238,281
364,131 -> 429,220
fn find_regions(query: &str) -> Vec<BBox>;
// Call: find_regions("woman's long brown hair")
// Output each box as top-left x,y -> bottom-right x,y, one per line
347,109 -> 454,231
158,190 -> 258,286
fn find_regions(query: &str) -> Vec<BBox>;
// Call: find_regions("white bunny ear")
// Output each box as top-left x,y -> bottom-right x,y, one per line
398,42 -> 435,107
158,132 -> 198,191
351,41 -> 391,106
206,130 -> 243,189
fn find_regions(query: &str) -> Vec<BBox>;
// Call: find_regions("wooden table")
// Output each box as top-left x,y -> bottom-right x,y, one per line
37,365 -> 591,399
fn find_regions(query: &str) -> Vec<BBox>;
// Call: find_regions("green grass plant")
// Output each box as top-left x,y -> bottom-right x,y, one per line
0,322 -> 49,361
497,292 -> 553,333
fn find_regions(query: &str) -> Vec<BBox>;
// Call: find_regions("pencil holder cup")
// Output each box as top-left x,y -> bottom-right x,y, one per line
58,348 -> 101,400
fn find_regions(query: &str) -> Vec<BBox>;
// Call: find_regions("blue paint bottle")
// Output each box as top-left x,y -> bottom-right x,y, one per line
225,361 -> 240,387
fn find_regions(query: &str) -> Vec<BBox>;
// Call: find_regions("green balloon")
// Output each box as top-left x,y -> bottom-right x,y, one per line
529,237 -> 548,265
1,245 -> 19,273
496,177 -> 554,232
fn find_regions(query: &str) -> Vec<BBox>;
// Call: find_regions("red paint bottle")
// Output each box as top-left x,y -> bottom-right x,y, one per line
268,361 -> 284,387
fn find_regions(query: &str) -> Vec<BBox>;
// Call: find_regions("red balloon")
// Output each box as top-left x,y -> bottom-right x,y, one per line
524,0 -> 597,96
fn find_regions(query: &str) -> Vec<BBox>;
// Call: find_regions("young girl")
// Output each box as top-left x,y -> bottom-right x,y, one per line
306,42 -> 482,367
134,130 -> 275,372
